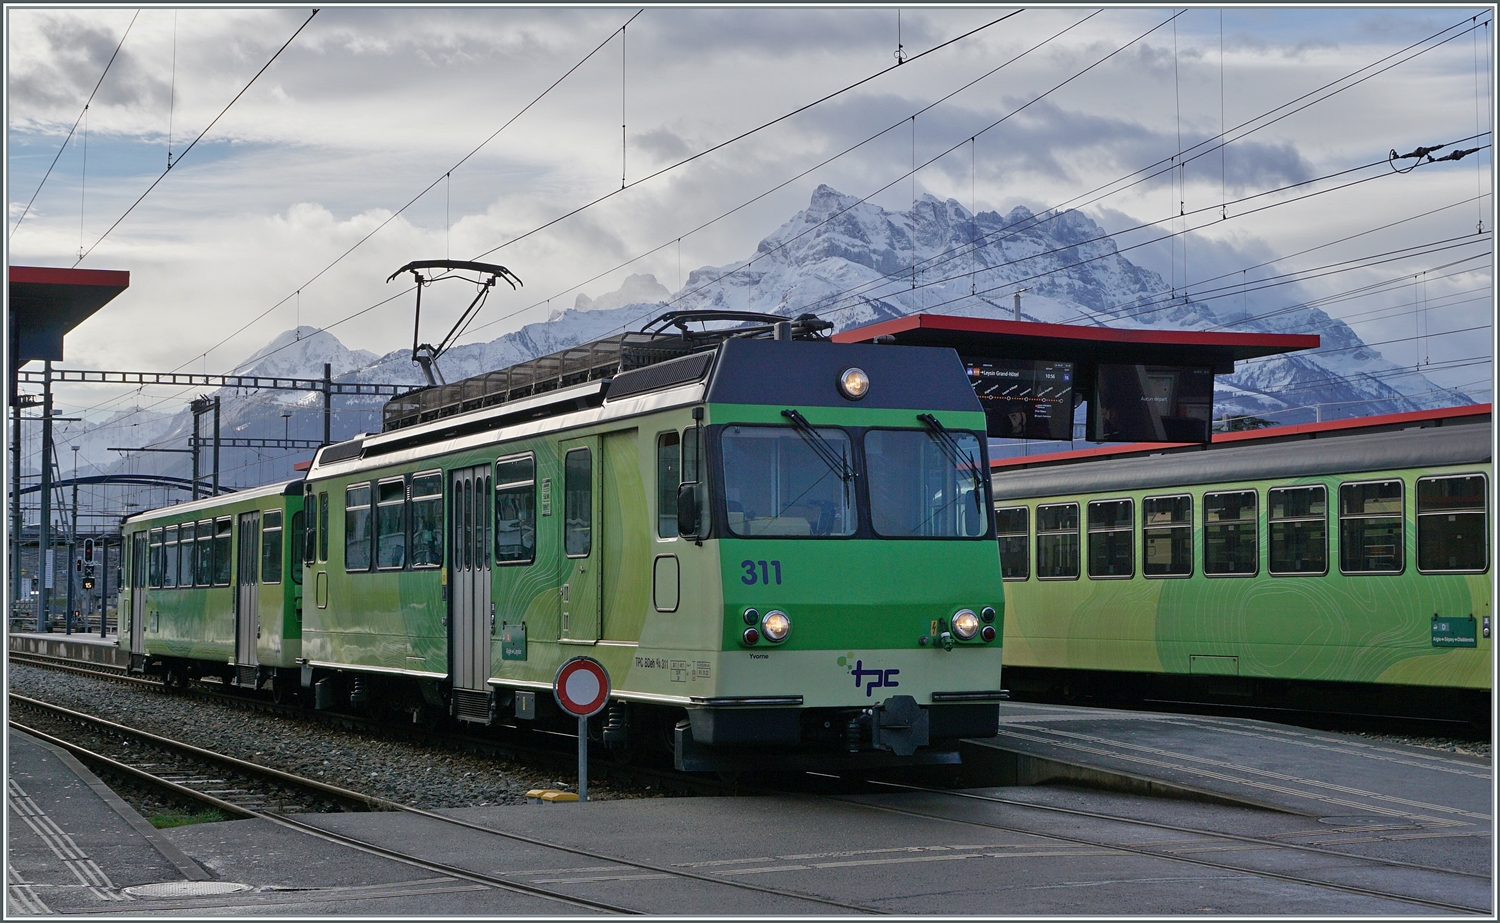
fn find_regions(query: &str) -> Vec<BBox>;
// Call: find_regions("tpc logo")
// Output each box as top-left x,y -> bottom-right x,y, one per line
837,652 -> 899,698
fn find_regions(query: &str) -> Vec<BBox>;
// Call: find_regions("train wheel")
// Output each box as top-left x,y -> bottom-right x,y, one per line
271,670 -> 299,706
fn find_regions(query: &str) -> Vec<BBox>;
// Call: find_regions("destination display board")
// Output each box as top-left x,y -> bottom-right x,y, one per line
1088,364 -> 1214,443
964,358 -> 1075,440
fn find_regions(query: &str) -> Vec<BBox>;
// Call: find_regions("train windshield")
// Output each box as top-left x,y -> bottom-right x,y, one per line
720,425 -> 857,537
865,429 -> 988,538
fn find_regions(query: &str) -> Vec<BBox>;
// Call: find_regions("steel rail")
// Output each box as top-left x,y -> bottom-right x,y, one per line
8,689 -> 883,914
6,721 -> 644,915
826,776 -> 1489,914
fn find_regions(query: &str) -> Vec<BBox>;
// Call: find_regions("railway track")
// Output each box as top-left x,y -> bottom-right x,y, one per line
808,772 -> 1491,915
7,693 -> 881,914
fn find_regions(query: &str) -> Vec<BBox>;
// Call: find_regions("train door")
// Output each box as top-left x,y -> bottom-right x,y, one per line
559,438 -> 601,642
129,533 -> 148,669
235,511 -> 260,686
449,465 -> 492,722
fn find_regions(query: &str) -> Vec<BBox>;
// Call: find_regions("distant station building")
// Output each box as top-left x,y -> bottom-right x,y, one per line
834,314 -> 1318,445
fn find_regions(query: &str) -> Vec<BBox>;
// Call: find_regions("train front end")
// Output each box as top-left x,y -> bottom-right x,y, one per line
670,337 -> 1004,770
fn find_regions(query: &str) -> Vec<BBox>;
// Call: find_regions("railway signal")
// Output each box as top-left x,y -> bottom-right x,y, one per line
554,657 -> 611,803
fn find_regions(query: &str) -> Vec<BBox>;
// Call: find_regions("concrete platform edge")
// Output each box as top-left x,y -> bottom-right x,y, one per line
961,739 -> 1316,816
13,728 -> 213,881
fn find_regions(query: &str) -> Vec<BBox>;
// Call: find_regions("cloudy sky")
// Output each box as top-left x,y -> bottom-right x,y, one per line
7,6 -> 1495,426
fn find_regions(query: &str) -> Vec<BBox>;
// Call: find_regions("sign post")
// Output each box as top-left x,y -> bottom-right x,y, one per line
553,656 -> 611,802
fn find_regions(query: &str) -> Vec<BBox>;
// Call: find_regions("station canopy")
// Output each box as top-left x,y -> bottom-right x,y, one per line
834,314 -> 1318,444
9,265 -> 130,367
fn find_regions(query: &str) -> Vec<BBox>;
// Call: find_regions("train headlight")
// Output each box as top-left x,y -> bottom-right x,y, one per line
761,610 -> 791,642
742,627 -> 761,645
838,367 -> 870,401
952,609 -> 980,641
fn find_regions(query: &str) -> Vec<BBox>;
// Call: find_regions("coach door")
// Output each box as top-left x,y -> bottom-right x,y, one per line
235,512 -> 260,686
129,534 -> 148,663
559,438 -> 601,642
449,466 -> 493,722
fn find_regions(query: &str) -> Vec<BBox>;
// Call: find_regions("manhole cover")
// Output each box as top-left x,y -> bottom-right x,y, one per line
123,881 -> 253,898
1317,815 -> 1405,828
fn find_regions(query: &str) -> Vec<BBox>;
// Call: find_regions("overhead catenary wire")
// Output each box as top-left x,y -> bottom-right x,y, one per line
72,8 -> 320,269
9,9 -> 140,240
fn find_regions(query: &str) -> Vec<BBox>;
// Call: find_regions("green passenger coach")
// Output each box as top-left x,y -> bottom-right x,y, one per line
126,312 -> 1007,770
992,406 -> 1492,721
121,480 -> 305,694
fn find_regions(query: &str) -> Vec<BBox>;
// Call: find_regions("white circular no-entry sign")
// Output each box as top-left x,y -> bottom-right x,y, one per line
554,657 -> 611,717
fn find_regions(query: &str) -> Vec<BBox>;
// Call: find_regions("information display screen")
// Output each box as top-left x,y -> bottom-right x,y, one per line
964,358 -> 1074,440
1089,364 -> 1213,443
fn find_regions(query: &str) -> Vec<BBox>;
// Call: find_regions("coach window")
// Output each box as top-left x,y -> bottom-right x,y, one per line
148,528 -> 164,588
409,472 -> 443,567
1340,480 -> 1403,574
318,492 -> 330,563
1036,502 -> 1079,579
196,520 -> 212,586
996,506 -> 1029,580
289,510 -> 305,585
495,455 -> 537,564
179,523 -> 197,587
657,432 -> 680,539
261,510 -> 283,584
1204,490 -> 1257,576
346,483 -> 373,572
565,448 -> 593,557
1417,474 -> 1487,573
1087,499 -> 1134,578
213,518 -> 233,585
163,525 -> 179,588
375,479 -> 406,570
1268,485 -> 1327,575
1143,495 -> 1192,577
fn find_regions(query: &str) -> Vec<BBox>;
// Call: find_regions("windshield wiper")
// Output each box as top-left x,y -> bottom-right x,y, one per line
781,409 -> 853,503
917,413 -> 985,515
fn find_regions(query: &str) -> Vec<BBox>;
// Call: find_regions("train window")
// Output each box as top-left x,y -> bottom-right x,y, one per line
179,523 -> 197,587
996,506 -> 1029,580
495,455 -> 537,565
1269,485 -> 1327,575
683,426 -> 702,483
1204,490 -> 1257,576
565,448 -> 593,557
1143,495 -> 1192,577
865,429 -> 987,539
163,525 -> 179,588
375,479 -> 406,570
289,510 -> 305,585
262,510 -> 283,584
721,425 -> 857,538
657,432 -> 680,539
196,520 -> 212,586
1339,480 -> 1403,574
318,492 -> 329,563
148,528 -> 163,588
303,487 -> 317,566
409,472 -> 443,568
1087,499 -> 1134,578
346,483 -> 373,572
1417,474 -> 1487,573
480,474 -> 492,568
213,518 -> 233,586
1036,503 -> 1080,579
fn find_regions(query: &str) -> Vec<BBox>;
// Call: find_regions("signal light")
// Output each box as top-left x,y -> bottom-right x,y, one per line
83,538 -> 95,563
980,606 -> 996,623
981,625 -> 996,643
742,627 -> 760,646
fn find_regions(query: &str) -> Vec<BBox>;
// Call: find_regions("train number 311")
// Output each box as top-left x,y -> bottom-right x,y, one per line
741,560 -> 783,585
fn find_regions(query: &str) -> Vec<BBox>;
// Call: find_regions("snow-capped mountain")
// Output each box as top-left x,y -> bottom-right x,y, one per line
72,184 -> 1471,506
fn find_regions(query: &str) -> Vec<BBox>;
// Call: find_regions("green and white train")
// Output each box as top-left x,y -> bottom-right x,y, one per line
991,405 -> 1492,721
121,312 -> 1005,769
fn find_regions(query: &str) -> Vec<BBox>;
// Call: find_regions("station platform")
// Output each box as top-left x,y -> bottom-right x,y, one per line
6,729 -> 210,913
968,701 -> 1491,828
9,630 -> 128,669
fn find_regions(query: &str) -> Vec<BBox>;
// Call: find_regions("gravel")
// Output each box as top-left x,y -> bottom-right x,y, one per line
1351,731 -> 1490,759
8,663 -> 675,811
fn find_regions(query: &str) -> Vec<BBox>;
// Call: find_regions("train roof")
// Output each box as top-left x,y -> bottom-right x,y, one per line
991,411 -> 1491,501
123,479 -> 303,528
